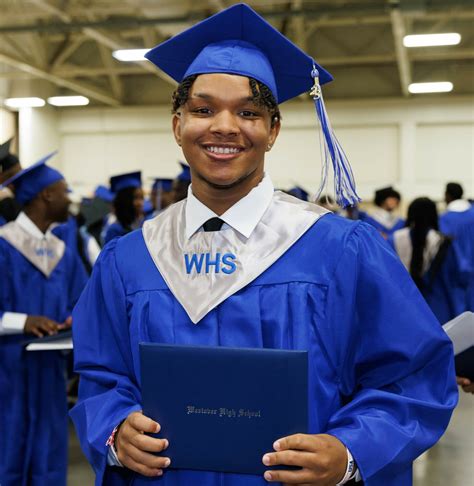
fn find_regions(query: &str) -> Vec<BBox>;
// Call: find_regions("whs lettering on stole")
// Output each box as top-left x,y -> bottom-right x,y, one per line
184,252 -> 237,275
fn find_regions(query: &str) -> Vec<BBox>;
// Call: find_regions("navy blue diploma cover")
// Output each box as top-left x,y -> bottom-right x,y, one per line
140,343 -> 308,475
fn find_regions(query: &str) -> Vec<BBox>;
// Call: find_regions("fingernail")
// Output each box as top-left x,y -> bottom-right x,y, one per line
264,471 -> 272,481
273,441 -> 281,451
155,423 -> 161,433
164,458 -> 171,467
164,439 -> 169,449
156,470 -> 163,476
262,454 -> 271,466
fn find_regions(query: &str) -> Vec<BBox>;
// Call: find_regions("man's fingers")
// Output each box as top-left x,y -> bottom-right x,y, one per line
456,376 -> 471,386
263,468 -> 313,484
273,434 -> 319,453
122,457 -> 164,478
125,444 -> 171,470
31,328 -> 44,337
128,412 -> 160,434
131,433 -> 169,453
263,451 -> 315,469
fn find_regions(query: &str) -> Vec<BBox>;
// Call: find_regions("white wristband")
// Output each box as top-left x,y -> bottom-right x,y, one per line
336,447 -> 357,485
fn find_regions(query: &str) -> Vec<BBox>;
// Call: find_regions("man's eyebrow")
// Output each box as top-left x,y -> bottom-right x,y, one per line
190,93 -> 255,103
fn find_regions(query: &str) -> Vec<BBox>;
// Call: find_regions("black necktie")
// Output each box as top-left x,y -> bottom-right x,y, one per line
203,217 -> 224,232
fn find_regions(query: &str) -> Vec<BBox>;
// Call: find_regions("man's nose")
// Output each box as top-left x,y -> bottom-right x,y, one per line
210,110 -> 239,136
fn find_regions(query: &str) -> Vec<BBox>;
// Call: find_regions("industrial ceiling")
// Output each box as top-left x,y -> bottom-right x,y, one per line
0,0 -> 472,106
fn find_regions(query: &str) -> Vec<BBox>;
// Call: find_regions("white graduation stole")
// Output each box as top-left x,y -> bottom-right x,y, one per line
0,221 -> 65,278
142,191 -> 328,324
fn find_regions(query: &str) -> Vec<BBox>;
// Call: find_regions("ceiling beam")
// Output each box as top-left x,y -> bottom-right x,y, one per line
37,48 -> 474,78
98,43 -> 124,100
2,7 -> 474,35
292,0 -> 306,52
50,36 -> 87,69
27,0 -> 175,88
0,51 -> 120,105
390,8 -> 411,97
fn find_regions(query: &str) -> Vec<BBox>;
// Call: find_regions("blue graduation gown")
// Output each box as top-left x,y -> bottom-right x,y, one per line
104,221 -> 128,244
358,211 -> 405,237
0,238 -> 88,486
387,231 -> 470,324
439,208 -> 474,315
439,206 -> 474,237
71,215 -> 457,486
53,216 -> 96,273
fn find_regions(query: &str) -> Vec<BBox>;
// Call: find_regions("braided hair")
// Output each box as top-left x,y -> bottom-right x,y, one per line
172,74 -> 281,127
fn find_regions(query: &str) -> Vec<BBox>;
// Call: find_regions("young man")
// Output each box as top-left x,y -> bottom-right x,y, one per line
0,154 -> 88,485
71,4 -> 457,486
358,186 -> 405,238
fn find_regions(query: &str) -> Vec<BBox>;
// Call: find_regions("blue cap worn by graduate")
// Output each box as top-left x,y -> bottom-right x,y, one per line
1,152 -> 63,205
109,171 -> 142,194
94,185 -> 115,203
145,3 -> 359,207
288,186 -> 310,202
151,178 -> 173,193
176,162 -> 191,183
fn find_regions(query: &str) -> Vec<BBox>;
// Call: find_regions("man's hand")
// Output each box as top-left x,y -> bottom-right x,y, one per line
262,433 -> 347,485
456,376 -> 474,394
115,411 -> 171,477
24,315 -> 63,337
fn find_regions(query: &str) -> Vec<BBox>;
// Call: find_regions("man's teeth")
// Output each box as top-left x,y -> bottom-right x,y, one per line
206,146 -> 241,154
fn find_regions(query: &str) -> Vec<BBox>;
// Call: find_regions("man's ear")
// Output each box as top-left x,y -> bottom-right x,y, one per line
172,112 -> 182,147
39,186 -> 53,203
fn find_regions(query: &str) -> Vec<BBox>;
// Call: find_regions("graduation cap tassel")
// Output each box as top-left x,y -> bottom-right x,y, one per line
311,67 -> 360,208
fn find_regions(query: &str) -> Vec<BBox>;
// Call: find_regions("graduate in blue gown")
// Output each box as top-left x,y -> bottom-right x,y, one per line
71,5 -> 457,486
438,183 -> 474,315
387,197 -> 470,324
439,182 -> 474,236
103,171 -> 145,244
0,153 -> 88,486
359,186 -> 405,238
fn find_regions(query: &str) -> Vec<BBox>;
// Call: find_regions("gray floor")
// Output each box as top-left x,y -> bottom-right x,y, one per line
68,392 -> 474,485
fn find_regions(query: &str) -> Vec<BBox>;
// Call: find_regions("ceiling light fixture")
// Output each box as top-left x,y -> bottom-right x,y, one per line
408,82 -> 453,94
4,97 -> 46,109
112,49 -> 150,62
48,96 -> 90,106
403,33 -> 461,48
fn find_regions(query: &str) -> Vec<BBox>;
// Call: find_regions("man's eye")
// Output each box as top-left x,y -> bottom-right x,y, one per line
240,110 -> 258,117
192,107 -> 211,114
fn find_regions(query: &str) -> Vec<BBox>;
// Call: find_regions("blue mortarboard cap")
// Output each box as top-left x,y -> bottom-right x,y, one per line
94,184 -> 115,203
0,138 -> 20,173
145,3 -> 332,104
288,186 -> 309,202
1,152 -> 63,205
152,178 -> 173,192
177,162 -> 191,183
109,171 -> 142,193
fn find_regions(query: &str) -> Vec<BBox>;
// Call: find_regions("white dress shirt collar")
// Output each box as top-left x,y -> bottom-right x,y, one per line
446,199 -> 471,213
15,212 -> 51,239
185,175 -> 274,240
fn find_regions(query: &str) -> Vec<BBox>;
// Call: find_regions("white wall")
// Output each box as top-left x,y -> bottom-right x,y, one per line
18,106 -> 60,169
23,95 -> 474,203
0,107 -> 16,145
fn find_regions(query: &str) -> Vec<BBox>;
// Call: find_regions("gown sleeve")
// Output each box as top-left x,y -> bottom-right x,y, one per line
322,222 -> 458,483
69,239 -> 141,484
